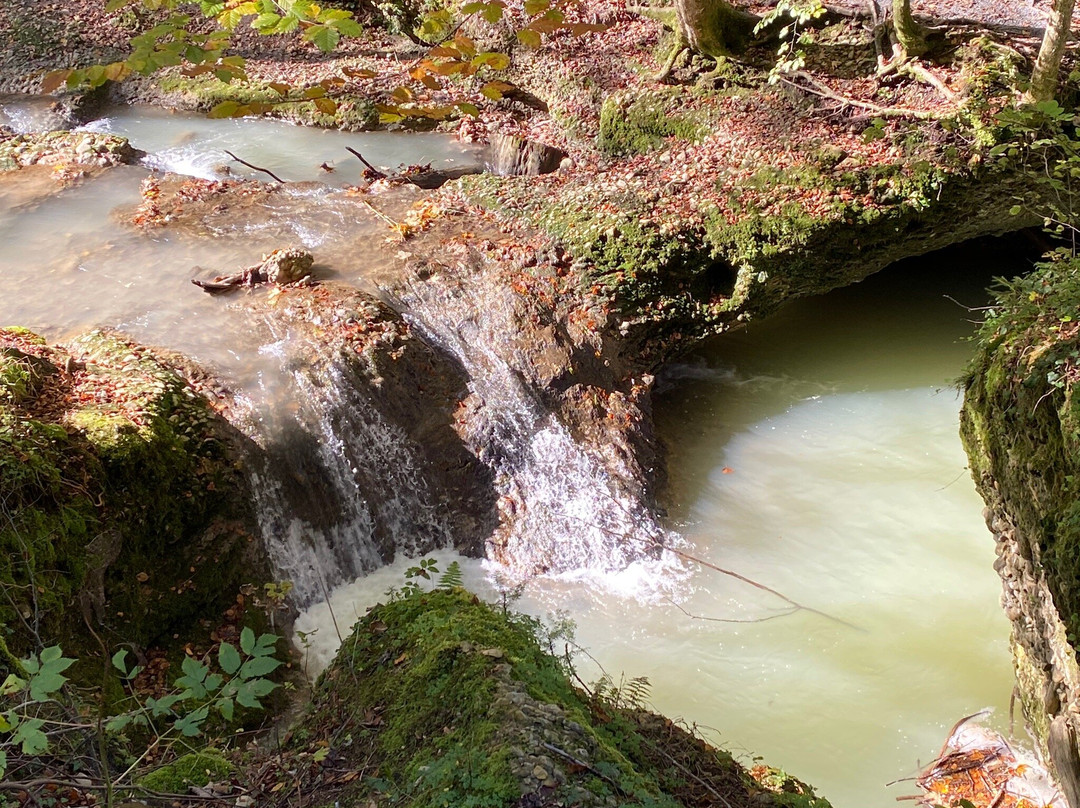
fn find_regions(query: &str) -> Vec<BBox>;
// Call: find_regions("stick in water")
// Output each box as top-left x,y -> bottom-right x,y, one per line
223,149 -> 286,183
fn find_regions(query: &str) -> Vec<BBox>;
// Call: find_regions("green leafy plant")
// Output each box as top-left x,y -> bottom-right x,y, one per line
754,0 -> 825,84
0,630 -> 282,799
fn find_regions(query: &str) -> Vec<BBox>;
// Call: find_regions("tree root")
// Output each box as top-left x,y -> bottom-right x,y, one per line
782,70 -> 943,119
653,39 -> 689,82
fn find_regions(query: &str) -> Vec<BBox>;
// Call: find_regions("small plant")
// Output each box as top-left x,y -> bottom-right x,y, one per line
0,629 -> 283,799
754,0 -> 825,84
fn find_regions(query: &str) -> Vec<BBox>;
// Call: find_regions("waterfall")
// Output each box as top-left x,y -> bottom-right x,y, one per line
397,272 -> 674,578
235,329 -> 455,607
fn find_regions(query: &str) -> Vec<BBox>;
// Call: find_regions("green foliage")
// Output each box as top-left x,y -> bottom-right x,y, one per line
754,0 -> 826,84
0,635 -> 280,787
992,100 -> 1080,246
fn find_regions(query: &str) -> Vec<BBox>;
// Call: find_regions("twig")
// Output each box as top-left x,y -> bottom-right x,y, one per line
781,71 -> 941,119
540,742 -> 631,796
664,596 -> 800,624
223,150 -> 285,184
649,538 -> 866,631
359,199 -> 400,228
345,146 -> 386,179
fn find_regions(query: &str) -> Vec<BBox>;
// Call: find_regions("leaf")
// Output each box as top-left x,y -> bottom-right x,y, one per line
516,28 -> 542,48
343,67 -> 377,79
217,697 -> 234,721
472,52 -> 509,70
456,102 -> 480,117
253,12 -> 281,31
480,80 -> 513,100
524,0 -> 549,15
219,642 -> 242,675
305,24 -> 340,52
269,81 -> 291,96
208,100 -> 242,118
14,719 -> 47,755
328,16 -> 362,36
112,649 -> 130,674
240,656 -> 282,679
313,97 -> 338,115
0,675 -> 25,696
106,713 -> 134,733
313,745 -> 330,762
106,0 -> 135,11
173,704 -> 209,737
240,627 -> 256,655
41,70 -> 73,94
29,670 -> 70,701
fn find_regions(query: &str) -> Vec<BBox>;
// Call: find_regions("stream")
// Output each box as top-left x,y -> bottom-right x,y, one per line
0,95 -> 1026,807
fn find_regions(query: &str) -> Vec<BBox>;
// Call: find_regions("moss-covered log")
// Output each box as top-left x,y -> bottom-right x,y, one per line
286,588 -> 831,808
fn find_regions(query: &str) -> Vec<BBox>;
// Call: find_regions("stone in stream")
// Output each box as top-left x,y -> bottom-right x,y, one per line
192,247 -> 314,293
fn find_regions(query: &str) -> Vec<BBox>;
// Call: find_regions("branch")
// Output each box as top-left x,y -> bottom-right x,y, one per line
344,146 -> 386,178
223,150 -> 285,184
781,71 -> 942,119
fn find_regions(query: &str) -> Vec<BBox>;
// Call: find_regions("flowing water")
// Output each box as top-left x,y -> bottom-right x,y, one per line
1,95 -> 1030,806
296,247 -> 1032,807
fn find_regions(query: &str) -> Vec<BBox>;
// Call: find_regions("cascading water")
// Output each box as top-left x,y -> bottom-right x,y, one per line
236,329 -> 457,607
396,270 -> 681,579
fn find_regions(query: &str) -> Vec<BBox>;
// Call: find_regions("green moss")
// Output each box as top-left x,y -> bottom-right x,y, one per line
0,328 -> 261,660
598,91 -> 711,156
960,258 -> 1080,641
156,74 -> 380,131
294,588 -> 830,807
138,750 -> 233,792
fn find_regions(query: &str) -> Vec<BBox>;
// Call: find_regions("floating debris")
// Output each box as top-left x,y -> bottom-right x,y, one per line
910,710 -> 1065,808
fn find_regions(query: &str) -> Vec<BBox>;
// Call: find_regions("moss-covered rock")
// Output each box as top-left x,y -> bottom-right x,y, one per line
287,588 -> 830,807
960,257 -> 1080,794
0,327 -> 266,661
597,91 -> 711,157
137,750 -> 233,792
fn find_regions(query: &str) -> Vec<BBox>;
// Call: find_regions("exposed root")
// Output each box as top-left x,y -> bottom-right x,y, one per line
782,70 -> 943,119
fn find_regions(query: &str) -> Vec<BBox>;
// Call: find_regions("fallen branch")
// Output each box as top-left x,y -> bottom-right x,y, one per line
345,146 -> 387,179
664,597 -> 800,625
648,537 -> 865,632
782,71 -> 942,119
223,150 -> 285,184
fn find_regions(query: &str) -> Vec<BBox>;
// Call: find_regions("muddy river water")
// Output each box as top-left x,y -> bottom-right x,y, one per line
0,97 -> 1027,807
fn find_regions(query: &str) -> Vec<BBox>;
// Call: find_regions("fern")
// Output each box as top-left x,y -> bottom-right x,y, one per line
437,561 -> 463,589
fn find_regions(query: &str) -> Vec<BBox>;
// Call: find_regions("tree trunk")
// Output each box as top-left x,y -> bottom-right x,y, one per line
675,0 -> 760,58
891,0 -> 927,58
1026,0 -> 1077,103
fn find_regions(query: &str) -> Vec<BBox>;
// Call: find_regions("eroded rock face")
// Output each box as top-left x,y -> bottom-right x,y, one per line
960,260 -> 1080,805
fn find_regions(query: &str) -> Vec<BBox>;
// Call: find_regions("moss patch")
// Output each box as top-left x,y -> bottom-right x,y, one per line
960,258 -> 1080,640
288,588 -> 830,807
597,91 -> 712,157
0,327 -> 263,660
138,750 -> 233,792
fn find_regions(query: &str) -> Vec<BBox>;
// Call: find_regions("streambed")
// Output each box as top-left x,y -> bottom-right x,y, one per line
1,95 -> 1024,807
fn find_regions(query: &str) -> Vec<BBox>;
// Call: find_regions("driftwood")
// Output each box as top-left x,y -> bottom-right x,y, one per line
192,247 -> 314,294
345,146 -> 482,189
